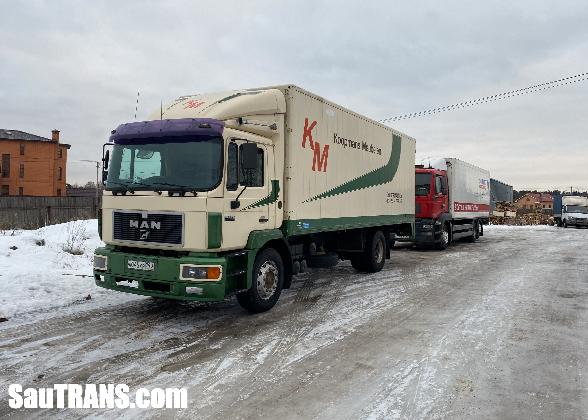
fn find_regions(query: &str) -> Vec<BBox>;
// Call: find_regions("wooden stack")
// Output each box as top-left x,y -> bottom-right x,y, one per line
515,207 -> 551,225
490,201 -> 517,225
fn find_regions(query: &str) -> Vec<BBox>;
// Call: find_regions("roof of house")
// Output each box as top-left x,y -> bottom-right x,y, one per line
0,129 -> 71,147
516,192 -> 553,203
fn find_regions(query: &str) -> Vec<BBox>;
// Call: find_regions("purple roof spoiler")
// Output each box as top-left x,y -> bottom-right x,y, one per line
109,118 -> 224,143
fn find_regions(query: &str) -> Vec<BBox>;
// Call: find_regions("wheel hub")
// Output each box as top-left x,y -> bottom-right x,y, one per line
256,261 -> 278,300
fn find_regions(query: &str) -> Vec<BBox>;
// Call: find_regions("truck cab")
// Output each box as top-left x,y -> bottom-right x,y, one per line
414,158 -> 490,249
415,167 -> 450,247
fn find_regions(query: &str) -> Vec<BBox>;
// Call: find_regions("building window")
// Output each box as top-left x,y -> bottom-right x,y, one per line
1,185 -> 8,196
20,144 -> 25,156
57,188 -> 62,196
19,187 -> 23,196
58,167 -> 62,181
1,154 -> 10,178
58,148 -> 63,159
19,163 -> 24,178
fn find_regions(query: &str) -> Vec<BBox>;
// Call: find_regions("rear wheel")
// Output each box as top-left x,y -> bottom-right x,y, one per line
437,223 -> 450,250
364,231 -> 387,273
467,220 -> 480,242
237,248 -> 284,313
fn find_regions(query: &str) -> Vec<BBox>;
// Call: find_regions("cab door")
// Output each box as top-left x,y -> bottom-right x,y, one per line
222,139 -> 271,249
432,174 -> 449,218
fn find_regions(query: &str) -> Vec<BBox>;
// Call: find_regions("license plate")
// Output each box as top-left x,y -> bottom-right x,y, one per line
127,259 -> 155,271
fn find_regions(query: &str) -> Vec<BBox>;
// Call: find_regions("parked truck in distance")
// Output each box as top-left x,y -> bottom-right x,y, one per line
415,158 -> 490,249
93,85 -> 416,312
553,194 -> 588,227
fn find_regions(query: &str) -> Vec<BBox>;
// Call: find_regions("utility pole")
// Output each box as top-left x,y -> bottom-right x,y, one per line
80,160 -> 102,198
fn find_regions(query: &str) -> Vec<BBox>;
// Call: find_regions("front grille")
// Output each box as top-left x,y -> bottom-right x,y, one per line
113,211 -> 183,245
143,281 -> 171,293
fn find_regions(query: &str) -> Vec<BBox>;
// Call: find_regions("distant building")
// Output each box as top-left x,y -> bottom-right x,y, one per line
515,192 -> 553,212
0,129 -> 70,196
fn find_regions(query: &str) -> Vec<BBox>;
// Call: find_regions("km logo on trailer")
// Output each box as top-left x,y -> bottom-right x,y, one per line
302,118 -> 329,172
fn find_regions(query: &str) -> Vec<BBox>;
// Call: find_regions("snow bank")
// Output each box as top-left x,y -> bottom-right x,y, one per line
0,220 -> 138,321
485,224 -> 557,231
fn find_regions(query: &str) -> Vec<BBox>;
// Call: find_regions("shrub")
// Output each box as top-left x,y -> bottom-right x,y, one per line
62,221 -> 87,255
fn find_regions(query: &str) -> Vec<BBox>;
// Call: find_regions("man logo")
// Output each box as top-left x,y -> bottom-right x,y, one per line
140,231 -> 150,240
129,220 -> 161,230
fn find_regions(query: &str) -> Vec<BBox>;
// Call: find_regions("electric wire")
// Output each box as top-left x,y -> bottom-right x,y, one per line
379,72 -> 588,123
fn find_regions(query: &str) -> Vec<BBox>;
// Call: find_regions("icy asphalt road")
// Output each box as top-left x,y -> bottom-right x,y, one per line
1,226 -> 587,419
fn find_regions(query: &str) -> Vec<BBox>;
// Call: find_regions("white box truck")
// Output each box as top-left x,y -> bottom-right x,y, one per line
93,85 -> 416,312
553,194 -> 588,227
415,158 -> 490,249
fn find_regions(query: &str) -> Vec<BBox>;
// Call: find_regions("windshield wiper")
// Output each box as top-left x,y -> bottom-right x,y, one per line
105,181 -> 130,193
129,181 -> 200,195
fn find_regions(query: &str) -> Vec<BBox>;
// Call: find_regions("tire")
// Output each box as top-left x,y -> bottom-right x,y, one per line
307,252 -> 339,268
363,231 -> 387,273
466,220 -> 479,243
237,248 -> 284,313
437,223 -> 450,250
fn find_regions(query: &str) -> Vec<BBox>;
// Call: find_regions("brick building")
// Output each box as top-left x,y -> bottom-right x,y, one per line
515,192 -> 553,212
0,129 -> 70,196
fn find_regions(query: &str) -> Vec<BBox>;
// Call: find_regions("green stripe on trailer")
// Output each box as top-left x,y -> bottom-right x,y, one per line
282,214 -> 414,236
304,134 -> 402,203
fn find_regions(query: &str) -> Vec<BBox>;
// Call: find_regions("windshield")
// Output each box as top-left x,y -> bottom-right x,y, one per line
106,136 -> 223,192
566,205 -> 588,214
415,173 -> 432,196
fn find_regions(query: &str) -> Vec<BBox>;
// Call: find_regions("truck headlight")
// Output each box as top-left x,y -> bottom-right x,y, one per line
93,255 -> 108,271
179,265 -> 222,281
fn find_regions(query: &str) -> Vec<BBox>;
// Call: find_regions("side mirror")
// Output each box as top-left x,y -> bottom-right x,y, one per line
101,144 -> 113,185
241,143 -> 258,170
101,149 -> 110,184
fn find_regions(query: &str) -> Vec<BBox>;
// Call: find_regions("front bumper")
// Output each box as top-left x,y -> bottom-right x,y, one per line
93,247 -> 246,301
414,219 -> 441,244
568,218 -> 588,226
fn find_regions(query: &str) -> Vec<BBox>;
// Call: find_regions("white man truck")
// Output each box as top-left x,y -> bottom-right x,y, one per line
553,194 -> 588,228
93,86 -> 415,312
414,158 -> 490,249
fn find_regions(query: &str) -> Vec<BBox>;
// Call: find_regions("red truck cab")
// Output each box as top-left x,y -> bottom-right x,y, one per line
415,167 -> 450,248
416,167 -> 449,220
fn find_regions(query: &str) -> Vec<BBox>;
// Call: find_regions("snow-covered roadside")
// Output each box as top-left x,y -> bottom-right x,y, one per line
0,220 -> 140,322
485,224 -> 558,231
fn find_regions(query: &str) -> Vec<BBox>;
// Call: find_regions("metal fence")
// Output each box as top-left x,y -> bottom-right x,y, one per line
0,196 -> 100,229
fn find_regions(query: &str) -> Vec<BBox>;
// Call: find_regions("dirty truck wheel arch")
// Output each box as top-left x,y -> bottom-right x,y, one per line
246,230 -> 292,289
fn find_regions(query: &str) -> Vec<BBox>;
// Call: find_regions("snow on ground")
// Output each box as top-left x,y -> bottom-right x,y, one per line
0,220 -> 139,322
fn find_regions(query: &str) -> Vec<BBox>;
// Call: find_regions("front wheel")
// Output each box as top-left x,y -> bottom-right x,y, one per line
437,223 -> 450,250
237,248 -> 284,313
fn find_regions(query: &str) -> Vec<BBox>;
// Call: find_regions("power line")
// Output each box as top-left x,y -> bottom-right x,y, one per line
379,72 -> 588,123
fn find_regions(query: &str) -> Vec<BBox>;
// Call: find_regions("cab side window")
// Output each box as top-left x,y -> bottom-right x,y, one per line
226,142 -> 238,191
435,176 -> 443,194
239,145 -> 264,187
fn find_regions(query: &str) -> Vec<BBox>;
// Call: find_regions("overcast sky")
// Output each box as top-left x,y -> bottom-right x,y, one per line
1,0 -> 587,190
